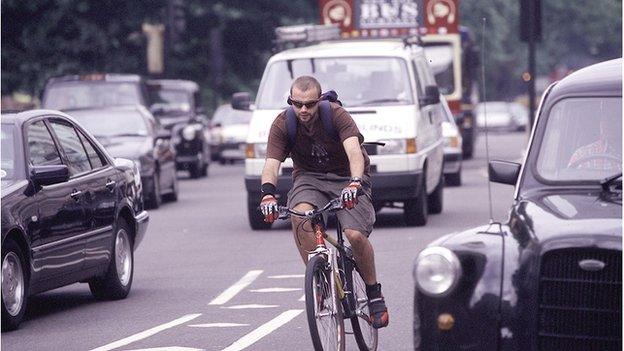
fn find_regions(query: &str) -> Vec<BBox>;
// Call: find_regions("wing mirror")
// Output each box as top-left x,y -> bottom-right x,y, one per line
489,160 -> 521,185
31,165 -> 69,186
231,92 -> 251,111
419,86 -> 440,107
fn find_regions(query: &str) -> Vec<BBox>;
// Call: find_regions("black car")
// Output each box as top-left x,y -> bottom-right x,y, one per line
147,79 -> 211,178
41,73 -> 150,111
413,59 -> 622,350
68,105 -> 179,209
1,110 -> 149,331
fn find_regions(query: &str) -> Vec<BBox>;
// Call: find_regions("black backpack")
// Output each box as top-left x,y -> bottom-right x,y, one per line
285,90 -> 341,149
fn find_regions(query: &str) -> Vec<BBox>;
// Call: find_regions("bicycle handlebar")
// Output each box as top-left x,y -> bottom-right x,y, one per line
277,197 -> 343,220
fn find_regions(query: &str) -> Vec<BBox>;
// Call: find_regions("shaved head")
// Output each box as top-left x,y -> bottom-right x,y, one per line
290,76 -> 321,97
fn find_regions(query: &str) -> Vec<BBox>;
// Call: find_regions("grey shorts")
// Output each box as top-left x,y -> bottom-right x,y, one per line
287,172 -> 375,236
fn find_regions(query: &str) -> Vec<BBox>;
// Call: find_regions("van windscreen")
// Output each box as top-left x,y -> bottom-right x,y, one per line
256,57 -> 413,109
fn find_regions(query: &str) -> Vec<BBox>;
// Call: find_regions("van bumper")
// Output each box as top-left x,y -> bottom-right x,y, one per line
245,170 -> 423,205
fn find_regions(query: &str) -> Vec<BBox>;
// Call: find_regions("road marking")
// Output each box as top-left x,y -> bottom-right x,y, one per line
209,270 -> 263,305
89,314 -> 202,351
124,348 -> 204,351
268,274 -> 304,279
223,304 -> 279,309
220,310 -> 304,351
249,287 -> 301,293
298,294 -> 305,302
189,323 -> 249,328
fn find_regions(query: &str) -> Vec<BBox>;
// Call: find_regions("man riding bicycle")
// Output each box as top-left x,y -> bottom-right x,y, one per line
259,76 -> 389,329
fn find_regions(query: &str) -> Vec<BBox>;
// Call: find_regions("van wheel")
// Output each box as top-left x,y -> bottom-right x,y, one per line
404,176 -> 427,226
248,198 -> 272,230
428,171 -> 444,214
89,219 -> 134,300
2,239 -> 28,331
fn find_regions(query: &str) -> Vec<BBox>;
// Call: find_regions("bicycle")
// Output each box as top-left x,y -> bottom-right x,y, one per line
278,196 -> 378,351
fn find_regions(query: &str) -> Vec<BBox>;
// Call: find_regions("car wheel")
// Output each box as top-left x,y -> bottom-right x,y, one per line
427,170 -> 444,214
1,239 -> 28,331
162,173 -> 179,202
89,219 -> 134,300
145,173 -> 161,209
219,158 -> 226,165
445,169 -> 462,187
404,174 -> 427,226
248,197 -> 272,230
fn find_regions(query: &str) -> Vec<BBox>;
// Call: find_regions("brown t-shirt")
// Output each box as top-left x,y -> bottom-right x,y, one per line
266,102 -> 370,178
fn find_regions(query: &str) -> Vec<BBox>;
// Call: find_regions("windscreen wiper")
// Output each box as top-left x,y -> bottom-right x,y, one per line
601,172 -> 622,192
359,98 -> 410,106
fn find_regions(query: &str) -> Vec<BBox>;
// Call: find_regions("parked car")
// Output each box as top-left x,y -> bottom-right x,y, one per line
67,105 -> 178,209
1,109 -> 149,331
476,101 -> 519,132
440,95 -> 462,186
147,79 -> 212,178
209,104 -> 252,164
41,73 -> 150,111
413,59 -> 622,350
509,101 -> 530,131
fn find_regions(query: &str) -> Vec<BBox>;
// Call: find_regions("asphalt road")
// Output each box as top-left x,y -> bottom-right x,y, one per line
2,131 -> 529,351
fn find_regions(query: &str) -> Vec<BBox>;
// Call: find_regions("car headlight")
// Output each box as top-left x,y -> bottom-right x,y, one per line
378,138 -> 417,154
245,143 -> 267,158
414,247 -> 462,297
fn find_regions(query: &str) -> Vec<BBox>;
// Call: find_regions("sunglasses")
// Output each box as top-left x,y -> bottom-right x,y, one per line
288,97 -> 319,109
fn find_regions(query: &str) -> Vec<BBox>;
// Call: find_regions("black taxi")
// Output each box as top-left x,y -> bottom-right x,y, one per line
413,59 -> 622,350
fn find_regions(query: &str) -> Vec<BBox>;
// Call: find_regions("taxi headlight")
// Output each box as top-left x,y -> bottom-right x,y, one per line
414,247 -> 462,297
182,125 -> 197,140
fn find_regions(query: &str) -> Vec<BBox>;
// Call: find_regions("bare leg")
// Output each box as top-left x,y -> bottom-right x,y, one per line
291,202 -> 316,264
343,229 -> 377,285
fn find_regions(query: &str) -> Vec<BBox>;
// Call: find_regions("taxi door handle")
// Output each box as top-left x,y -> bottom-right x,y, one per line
105,179 -> 116,191
70,189 -> 82,201
428,111 -> 433,123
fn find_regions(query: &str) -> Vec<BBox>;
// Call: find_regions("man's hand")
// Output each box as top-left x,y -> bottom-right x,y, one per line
341,181 -> 362,210
260,195 -> 279,223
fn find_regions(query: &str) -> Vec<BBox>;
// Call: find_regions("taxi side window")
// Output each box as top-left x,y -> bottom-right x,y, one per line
77,130 -> 106,169
26,121 -> 63,166
49,121 -> 92,175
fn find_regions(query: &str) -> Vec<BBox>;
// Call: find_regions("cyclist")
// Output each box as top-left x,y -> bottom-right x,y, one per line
259,75 -> 389,329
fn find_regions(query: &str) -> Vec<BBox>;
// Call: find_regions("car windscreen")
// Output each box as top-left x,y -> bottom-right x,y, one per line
43,81 -> 143,110
256,57 -> 413,109
423,44 -> 455,96
213,106 -> 252,125
476,102 -> 509,114
148,88 -> 192,112
1,123 -> 19,180
536,97 -> 622,182
71,111 -> 150,138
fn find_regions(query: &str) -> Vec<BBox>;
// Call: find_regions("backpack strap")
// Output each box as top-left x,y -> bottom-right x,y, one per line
284,100 -> 339,150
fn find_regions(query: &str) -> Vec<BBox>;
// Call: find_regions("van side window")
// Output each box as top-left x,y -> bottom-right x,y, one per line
411,61 -> 424,97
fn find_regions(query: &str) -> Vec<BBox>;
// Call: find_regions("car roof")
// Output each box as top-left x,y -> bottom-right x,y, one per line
147,79 -> 199,92
46,73 -> 143,85
549,58 -> 622,98
269,39 -> 421,62
1,109 -> 75,127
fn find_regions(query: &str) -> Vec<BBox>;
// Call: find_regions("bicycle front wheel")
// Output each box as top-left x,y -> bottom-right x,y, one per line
351,268 -> 378,351
305,255 -> 345,351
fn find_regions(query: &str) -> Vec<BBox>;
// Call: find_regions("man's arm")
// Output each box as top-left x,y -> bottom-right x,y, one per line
261,158 -> 282,190
343,136 -> 364,178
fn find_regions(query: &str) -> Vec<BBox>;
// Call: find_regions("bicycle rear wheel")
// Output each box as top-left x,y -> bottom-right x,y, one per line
351,268 -> 378,351
305,255 -> 345,351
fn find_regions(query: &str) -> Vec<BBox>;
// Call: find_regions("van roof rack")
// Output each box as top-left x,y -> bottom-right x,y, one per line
273,24 -> 341,52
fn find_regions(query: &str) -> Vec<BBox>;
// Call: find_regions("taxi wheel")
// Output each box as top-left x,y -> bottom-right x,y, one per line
1,239 -> 28,331
445,170 -> 461,187
89,219 -> 134,300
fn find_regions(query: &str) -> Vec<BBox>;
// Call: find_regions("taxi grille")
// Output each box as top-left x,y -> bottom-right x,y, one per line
538,248 -> 622,350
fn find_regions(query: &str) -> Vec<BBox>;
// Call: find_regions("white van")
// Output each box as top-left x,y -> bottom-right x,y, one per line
233,37 -> 445,229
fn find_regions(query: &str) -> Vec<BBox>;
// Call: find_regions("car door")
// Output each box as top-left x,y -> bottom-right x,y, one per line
413,56 -> 444,188
27,119 -> 87,279
75,128 -> 119,269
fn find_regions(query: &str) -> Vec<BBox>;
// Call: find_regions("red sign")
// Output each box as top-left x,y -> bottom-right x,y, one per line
421,0 -> 459,34
319,0 -> 355,36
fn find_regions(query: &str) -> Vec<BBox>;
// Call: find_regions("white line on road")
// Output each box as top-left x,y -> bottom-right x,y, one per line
298,294 -> 305,302
89,314 -> 202,351
222,304 -> 279,309
268,274 -> 304,279
124,347 -> 204,351
220,310 -> 304,351
188,323 -> 250,328
249,287 -> 301,293
209,270 -> 263,305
